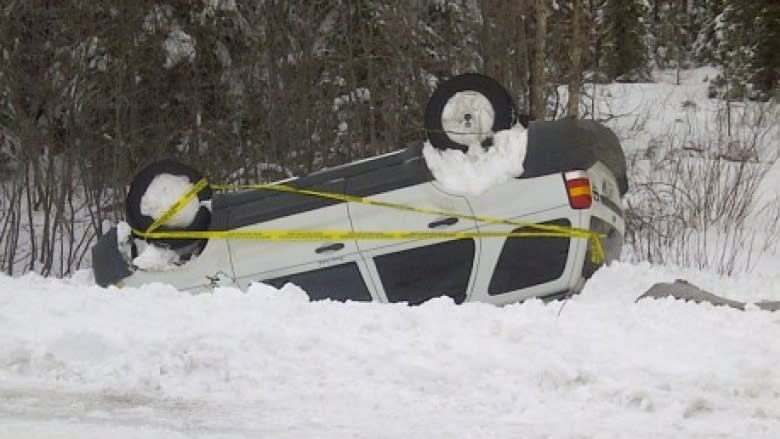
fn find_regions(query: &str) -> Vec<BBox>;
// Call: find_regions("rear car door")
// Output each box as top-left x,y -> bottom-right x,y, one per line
465,174 -> 584,304
224,179 -> 375,302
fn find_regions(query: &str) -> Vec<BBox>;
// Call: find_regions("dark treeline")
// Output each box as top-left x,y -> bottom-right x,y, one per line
0,0 -> 778,275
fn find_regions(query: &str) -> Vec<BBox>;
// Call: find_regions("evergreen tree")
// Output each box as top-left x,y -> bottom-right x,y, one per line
601,0 -> 650,82
710,0 -> 779,100
752,1 -> 779,99
648,0 -> 687,70
691,0 -> 725,65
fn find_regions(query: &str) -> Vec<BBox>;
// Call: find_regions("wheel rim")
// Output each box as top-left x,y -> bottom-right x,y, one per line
440,91 -> 495,147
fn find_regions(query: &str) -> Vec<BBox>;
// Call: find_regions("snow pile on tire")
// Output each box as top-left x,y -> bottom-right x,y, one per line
423,123 -> 528,196
139,173 -> 201,228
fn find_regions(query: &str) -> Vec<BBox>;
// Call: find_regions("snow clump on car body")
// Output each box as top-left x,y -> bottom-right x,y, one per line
422,123 -> 528,196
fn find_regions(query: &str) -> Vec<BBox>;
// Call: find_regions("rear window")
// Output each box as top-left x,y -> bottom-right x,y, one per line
488,218 -> 571,295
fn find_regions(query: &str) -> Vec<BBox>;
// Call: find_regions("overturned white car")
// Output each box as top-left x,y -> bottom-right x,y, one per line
92,74 -> 627,306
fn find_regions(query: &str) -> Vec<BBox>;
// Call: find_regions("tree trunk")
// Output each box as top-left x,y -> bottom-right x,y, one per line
530,0 -> 548,120
516,11 -> 531,115
567,0 -> 584,118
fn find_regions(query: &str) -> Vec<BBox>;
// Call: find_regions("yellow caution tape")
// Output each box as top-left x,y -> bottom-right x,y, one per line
212,183 -> 594,236
132,228 -> 583,242
145,178 -> 210,234
138,180 -> 607,264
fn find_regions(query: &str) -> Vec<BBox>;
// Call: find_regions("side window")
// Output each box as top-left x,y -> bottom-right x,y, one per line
488,219 -> 571,296
264,262 -> 372,302
374,239 -> 475,305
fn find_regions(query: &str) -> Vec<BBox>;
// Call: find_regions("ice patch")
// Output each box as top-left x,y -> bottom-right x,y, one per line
423,124 -> 528,196
140,174 -> 199,227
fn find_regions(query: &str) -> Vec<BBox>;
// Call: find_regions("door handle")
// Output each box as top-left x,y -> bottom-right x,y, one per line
315,242 -> 345,254
427,217 -> 459,229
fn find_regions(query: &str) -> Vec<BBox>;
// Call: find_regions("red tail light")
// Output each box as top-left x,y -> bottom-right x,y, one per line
564,170 -> 592,209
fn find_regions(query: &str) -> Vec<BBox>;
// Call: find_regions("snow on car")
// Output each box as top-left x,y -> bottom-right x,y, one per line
92,74 -> 628,305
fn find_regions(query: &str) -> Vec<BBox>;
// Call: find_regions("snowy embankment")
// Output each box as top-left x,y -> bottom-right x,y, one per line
1,263 -> 779,439
587,67 -> 780,274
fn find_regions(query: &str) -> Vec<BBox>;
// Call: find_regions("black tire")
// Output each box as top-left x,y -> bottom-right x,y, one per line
424,73 -> 518,151
125,159 -> 212,250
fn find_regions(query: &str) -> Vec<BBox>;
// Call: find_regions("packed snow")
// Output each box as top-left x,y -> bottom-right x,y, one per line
1,263 -> 779,439
423,123 -> 527,195
114,220 -> 183,272
131,242 -> 181,271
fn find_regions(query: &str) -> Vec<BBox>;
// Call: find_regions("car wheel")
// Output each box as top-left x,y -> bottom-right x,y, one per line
424,73 -> 518,152
125,159 -> 212,250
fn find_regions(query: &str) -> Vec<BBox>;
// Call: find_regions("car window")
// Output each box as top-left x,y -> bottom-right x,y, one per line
263,262 -> 372,302
488,218 -> 571,295
374,239 -> 474,305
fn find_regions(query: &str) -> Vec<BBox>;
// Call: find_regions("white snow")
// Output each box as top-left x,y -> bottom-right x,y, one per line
333,87 -> 371,111
115,221 -> 134,261
163,27 -> 196,69
131,242 -> 180,271
423,124 -> 527,196
140,174 -> 199,227
0,263 -> 779,438
202,0 -> 237,12
116,221 -> 132,243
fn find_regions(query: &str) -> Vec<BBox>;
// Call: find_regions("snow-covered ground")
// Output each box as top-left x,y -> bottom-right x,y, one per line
1,263 -> 779,439
585,67 -> 780,275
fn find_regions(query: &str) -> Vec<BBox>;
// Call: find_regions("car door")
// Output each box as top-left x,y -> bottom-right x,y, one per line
347,173 -> 479,305
465,174 -> 582,304
226,179 -> 375,302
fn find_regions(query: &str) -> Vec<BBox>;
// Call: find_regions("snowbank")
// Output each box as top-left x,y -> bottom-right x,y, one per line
1,262 -> 779,438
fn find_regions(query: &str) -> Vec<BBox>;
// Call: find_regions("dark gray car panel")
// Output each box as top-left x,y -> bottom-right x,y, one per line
92,228 -> 134,287
211,142 -> 432,229
522,119 -> 628,195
